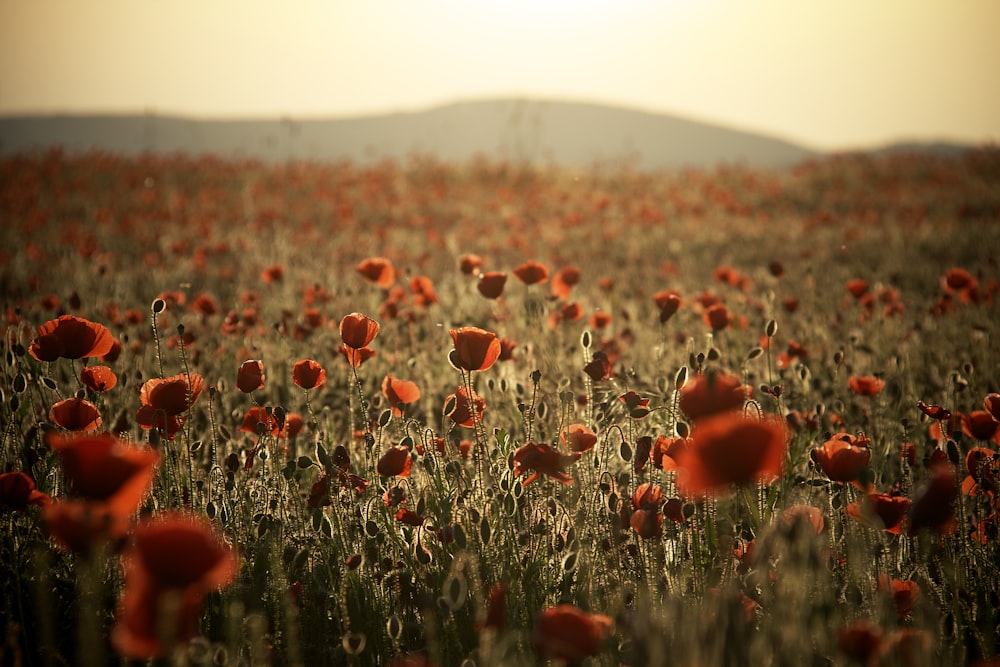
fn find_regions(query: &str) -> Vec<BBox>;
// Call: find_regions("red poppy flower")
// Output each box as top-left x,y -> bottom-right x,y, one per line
136,373 -> 205,439
778,504 -> 825,534
239,406 -> 283,436
811,435 -> 872,484
583,350 -> 613,382
261,264 -> 284,283
44,500 -> 134,554
630,483 -> 664,538
676,413 -> 787,497
481,582 -> 508,631
846,279 -> 870,298
963,447 -> 997,495
513,260 -> 549,285
560,424 -> 597,453
848,375 -> 885,397
356,256 -> 396,288
394,508 -> 424,527
877,575 -> 920,620
284,413 -> 304,438
590,311 -> 613,329
236,359 -> 265,393
377,445 -> 413,478
450,327 -> 501,372
79,365 -> 118,393
704,303 -> 731,331
29,315 -> 115,362
917,401 -> 952,421
961,410 -> 1000,442
984,393 -> 1000,421
46,432 -> 159,516
459,253 -> 485,275
907,464 -> 958,535
0,471 -> 51,511
512,442 -> 581,486
381,375 -> 421,417
550,267 -> 581,300
651,435 -> 688,472
531,603 -> 613,663
292,359 -> 327,389
446,386 -> 486,428
112,511 -> 239,659
652,289 -> 682,323
139,373 -> 205,417
944,267 -> 976,291
679,372 -> 746,422
476,271 -> 507,299
339,312 -> 380,349
409,275 -> 438,307
338,345 -> 377,368
498,338 -> 517,362
837,620 -> 883,665
846,493 -> 911,534
49,397 -> 102,431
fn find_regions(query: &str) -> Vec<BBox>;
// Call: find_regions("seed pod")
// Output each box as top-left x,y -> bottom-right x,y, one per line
765,319 -> 778,338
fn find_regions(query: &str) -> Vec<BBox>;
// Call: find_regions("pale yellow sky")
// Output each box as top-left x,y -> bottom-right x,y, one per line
2,0 -> 998,150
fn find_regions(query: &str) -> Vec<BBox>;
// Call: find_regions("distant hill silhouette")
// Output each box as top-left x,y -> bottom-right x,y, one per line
0,98 -> 975,169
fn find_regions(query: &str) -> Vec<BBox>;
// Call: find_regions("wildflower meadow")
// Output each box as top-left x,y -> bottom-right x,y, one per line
1,147 -> 999,666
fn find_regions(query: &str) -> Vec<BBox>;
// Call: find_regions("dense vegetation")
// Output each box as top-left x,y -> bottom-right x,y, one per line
1,147 -> 999,666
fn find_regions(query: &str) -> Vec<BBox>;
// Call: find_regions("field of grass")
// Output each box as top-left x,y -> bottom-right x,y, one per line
1,147 -> 999,666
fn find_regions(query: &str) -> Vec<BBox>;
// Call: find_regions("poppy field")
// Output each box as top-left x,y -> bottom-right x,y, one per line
1,147 -> 999,666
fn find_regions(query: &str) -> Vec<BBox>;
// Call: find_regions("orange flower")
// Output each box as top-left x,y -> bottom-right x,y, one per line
338,345 -> 377,368
260,264 -> 284,283
778,504 -> 825,533
961,410 -> 1000,442
339,312 -> 380,349
476,271 -> 507,299
356,256 -> 396,288
512,442 -> 581,486
811,435 -> 872,483
532,604 -> 613,662
459,253 -> 485,275
236,359 -> 265,393
446,386 -> 486,428
652,289 -> 682,323
409,275 -> 438,307
560,424 -> 597,453
240,406 -> 283,436
846,279 -> 870,298
983,393 -> 1000,421
29,314 -> 115,362
80,365 -> 118,392
46,432 -> 158,516
650,435 -> 688,472
877,575 -> 920,620
112,512 -> 239,659
907,464 -> 958,535
848,375 -> 885,397
676,413 -> 787,497
550,266 -> 581,300
512,260 -> 549,285
704,303 -> 731,330
583,350 -> 613,382
136,373 -> 205,439
846,493 -> 911,534
49,397 -> 102,431
292,359 -> 327,389
449,327 -> 501,372
630,483 -> 664,539
0,472 -> 50,511
678,372 -> 746,422
377,444 -> 412,478
382,375 -> 421,416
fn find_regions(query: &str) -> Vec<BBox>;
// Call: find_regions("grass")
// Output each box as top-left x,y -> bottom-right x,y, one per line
1,147 -> 999,666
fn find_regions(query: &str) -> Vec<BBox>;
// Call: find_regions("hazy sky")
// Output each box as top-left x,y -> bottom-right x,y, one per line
2,0 -> 999,150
